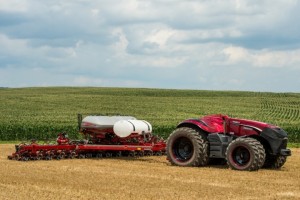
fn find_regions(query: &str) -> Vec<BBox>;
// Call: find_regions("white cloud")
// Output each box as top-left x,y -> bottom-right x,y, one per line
145,29 -> 175,48
223,46 -> 300,68
0,34 -> 28,56
73,76 -> 103,85
72,75 -> 143,88
0,0 -> 29,12
254,50 -> 300,68
111,28 -> 129,56
0,0 -> 300,92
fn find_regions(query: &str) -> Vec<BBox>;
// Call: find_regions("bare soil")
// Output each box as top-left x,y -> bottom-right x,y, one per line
1,144 -> 299,200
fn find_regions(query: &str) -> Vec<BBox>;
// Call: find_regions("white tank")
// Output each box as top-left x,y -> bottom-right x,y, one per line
113,120 -> 152,138
81,116 -> 136,130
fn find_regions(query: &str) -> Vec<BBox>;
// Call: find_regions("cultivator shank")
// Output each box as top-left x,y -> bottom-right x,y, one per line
8,139 -> 165,161
8,115 -> 166,161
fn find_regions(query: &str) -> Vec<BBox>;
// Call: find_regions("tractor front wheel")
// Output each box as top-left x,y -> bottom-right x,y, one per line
166,127 -> 209,167
263,155 -> 287,169
226,137 -> 265,171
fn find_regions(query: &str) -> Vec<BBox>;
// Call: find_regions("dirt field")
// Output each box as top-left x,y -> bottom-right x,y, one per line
1,145 -> 299,200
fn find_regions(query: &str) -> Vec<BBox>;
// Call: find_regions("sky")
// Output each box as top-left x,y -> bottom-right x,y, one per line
0,0 -> 300,92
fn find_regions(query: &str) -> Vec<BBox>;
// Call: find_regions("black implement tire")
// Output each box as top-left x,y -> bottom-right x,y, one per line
166,127 -> 209,167
226,137 -> 266,171
263,155 -> 287,169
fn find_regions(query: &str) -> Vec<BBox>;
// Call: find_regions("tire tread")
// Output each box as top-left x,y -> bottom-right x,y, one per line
166,127 -> 209,167
226,137 -> 266,171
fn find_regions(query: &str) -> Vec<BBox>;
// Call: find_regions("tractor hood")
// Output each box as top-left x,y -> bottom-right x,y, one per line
178,114 -> 279,134
179,114 -> 226,133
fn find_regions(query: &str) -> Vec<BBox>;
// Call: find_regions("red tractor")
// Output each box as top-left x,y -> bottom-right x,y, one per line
166,114 -> 291,171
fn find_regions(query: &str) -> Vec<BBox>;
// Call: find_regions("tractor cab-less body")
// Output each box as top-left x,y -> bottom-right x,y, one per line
167,114 -> 291,171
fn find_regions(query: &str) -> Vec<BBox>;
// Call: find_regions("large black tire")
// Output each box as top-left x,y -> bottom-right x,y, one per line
166,127 -> 209,167
226,137 -> 266,171
263,155 -> 287,169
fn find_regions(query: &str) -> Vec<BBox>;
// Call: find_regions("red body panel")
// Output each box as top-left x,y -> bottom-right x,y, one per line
179,114 -> 278,136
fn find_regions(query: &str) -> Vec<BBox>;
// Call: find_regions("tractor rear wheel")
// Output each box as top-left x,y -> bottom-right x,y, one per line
166,127 -> 209,167
263,155 -> 287,169
226,137 -> 265,171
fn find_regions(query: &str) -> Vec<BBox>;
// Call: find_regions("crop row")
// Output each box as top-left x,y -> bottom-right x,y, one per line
261,98 -> 300,121
0,87 -> 299,143
0,123 -> 298,143
0,124 -> 177,141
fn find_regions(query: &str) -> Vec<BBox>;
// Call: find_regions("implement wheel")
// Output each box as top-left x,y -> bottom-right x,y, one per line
166,127 -> 209,167
226,137 -> 265,171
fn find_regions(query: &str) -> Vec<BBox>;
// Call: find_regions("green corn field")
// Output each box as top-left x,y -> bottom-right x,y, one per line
0,87 -> 299,143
